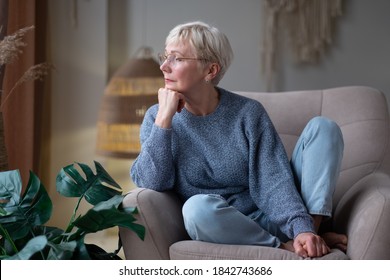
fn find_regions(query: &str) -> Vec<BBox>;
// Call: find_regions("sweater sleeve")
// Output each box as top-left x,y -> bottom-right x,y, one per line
130,106 -> 175,191
246,102 -> 315,239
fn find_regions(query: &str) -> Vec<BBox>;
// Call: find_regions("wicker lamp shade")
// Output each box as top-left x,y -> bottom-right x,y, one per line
96,47 -> 164,158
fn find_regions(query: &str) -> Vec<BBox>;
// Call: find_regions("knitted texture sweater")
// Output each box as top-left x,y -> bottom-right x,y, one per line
131,87 -> 314,239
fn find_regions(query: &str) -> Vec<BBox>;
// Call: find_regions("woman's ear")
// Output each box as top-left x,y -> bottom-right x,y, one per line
205,63 -> 221,81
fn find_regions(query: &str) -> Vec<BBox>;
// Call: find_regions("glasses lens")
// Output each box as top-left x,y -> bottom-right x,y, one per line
158,53 -> 166,65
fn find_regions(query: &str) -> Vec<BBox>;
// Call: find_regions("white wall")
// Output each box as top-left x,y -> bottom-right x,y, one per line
48,0 -> 390,227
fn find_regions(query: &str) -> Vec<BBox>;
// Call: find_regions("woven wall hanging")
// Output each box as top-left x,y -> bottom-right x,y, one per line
262,0 -> 343,91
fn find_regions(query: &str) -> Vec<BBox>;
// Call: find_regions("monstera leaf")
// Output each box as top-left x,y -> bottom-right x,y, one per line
5,236 -> 48,260
56,161 -> 122,205
0,161 -> 145,260
71,195 -> 145,240
0,170 -> 52,240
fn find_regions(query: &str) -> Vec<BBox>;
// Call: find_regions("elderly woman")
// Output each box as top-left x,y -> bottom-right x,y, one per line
130,21 -> 347,258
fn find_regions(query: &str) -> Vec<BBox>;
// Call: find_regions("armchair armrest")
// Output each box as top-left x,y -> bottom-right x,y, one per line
333,172 -> 390,259
119,188 -> 189,259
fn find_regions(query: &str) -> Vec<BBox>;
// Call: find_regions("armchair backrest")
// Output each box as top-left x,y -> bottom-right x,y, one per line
236,86 -> 390,207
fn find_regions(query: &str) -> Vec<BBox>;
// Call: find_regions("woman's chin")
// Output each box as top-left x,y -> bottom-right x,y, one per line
165,85 -> 180,92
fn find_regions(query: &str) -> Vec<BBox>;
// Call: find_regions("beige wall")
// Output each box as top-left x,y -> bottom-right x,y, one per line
48,0 -> 109,227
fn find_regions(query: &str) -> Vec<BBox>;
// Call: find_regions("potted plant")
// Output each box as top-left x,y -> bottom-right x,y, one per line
0,160 -> 145,260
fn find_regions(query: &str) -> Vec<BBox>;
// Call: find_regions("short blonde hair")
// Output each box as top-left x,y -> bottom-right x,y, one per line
165,21 -> 233,85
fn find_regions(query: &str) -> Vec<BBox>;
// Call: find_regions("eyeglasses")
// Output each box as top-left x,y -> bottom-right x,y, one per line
158,53 -> 206,66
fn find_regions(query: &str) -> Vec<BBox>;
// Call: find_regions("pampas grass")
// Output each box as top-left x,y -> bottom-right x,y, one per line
0,25 -> 53,108
1,62 -> 54,109
0,26 -> 33,66
0,25 -> 53,171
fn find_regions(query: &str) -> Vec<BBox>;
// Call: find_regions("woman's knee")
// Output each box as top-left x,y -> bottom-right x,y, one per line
182,194 -> 228,240
182,194 -> 225,223
308,116 -> 344,149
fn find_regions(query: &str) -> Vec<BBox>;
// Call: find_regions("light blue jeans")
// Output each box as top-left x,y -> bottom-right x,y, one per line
182,116 -> 344,247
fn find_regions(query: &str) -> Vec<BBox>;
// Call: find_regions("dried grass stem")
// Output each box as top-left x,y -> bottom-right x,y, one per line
0,26 -> 34,67
1,62 -> 54,109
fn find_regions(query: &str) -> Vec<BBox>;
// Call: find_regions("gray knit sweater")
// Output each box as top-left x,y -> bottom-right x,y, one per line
131,87 -> 314,239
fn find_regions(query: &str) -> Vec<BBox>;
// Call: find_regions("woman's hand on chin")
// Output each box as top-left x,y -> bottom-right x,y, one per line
155,88 -> 186,128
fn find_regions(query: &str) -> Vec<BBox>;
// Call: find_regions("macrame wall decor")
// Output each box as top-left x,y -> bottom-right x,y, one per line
261,0 -> 343,91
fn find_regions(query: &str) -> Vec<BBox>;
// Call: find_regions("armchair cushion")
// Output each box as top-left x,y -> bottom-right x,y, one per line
170,241 -> 348,260
334,173 -> 390,259
120,188 -> 189,260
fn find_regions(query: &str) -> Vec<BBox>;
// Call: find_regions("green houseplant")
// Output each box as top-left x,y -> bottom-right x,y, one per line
0,160 -> 145,260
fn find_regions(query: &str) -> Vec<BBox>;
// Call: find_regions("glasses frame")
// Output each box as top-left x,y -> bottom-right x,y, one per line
158,53 -> 207,66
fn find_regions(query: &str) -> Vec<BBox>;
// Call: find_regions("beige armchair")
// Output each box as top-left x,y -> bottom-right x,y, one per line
119,86 -> 390,260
